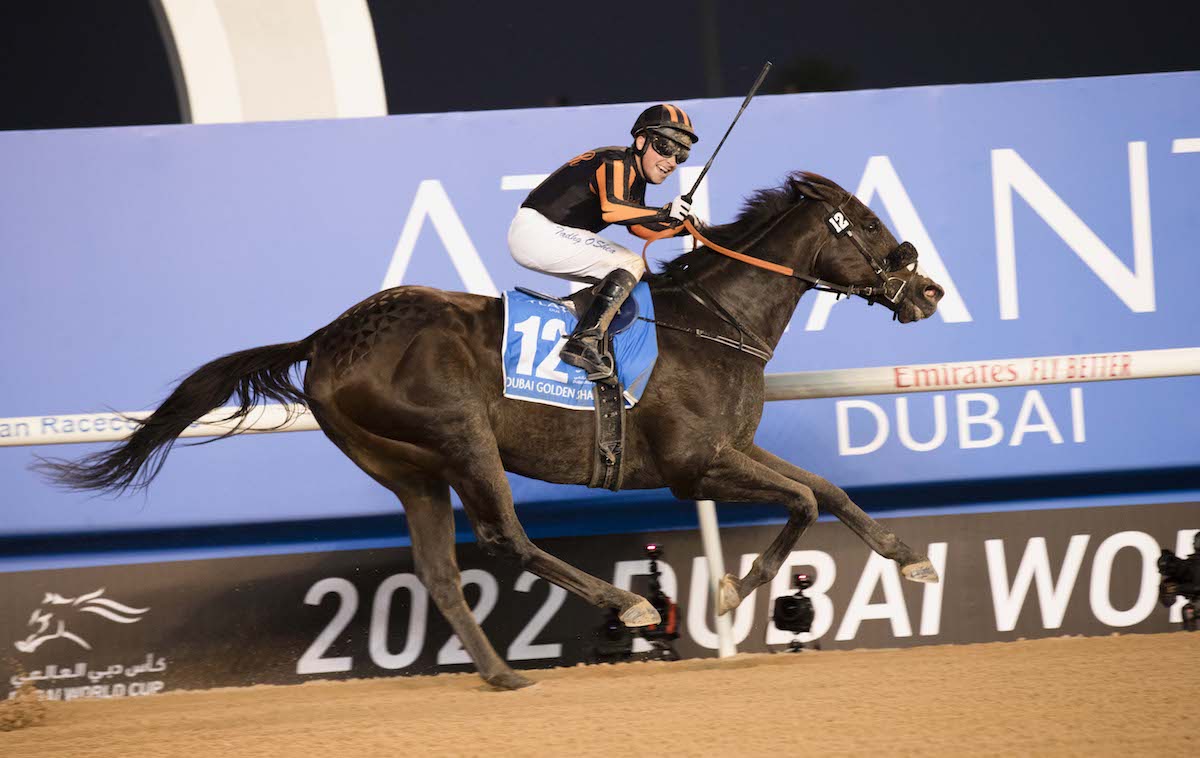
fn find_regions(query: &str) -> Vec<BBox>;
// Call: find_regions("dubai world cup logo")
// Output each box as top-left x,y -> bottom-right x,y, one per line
15,588 -> 149,653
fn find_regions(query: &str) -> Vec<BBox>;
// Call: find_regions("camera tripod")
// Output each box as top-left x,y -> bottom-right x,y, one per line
642,636 -> 681,660
782,636 -> 821,653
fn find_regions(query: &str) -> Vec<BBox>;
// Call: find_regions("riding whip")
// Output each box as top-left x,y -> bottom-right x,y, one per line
682,61 -> 772,204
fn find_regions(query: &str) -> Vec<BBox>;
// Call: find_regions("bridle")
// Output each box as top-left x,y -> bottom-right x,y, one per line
646,197 -> 918,313
638,195 -> 921,363
813,199 -> 918,312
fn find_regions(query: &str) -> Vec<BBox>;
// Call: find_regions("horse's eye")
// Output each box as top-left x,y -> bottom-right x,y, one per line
866,222 -> 879,232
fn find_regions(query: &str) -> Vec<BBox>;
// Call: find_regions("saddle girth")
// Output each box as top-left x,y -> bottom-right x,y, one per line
588,333 -> 626,492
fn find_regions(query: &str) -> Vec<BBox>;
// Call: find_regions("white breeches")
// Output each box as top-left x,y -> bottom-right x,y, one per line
508,207 -> 646,284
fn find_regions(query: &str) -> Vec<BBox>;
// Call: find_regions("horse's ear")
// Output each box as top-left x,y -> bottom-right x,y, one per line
791,171 -> 844,203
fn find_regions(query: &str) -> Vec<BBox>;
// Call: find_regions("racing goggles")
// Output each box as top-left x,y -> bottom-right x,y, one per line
647,132 -> 690,164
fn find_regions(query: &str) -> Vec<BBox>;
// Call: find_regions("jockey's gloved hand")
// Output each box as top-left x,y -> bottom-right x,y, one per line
667,195 -> 693,222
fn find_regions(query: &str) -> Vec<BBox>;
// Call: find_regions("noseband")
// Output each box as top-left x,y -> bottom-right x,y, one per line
817,199 -> 918,312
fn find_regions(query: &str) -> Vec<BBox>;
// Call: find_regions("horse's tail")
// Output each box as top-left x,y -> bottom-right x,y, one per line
34,336 -> 316,494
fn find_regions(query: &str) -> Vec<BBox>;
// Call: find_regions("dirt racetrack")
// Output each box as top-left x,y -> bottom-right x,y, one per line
2,632 -> 1195,757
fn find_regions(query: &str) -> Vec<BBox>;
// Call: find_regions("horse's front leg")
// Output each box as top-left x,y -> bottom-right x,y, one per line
746,445 -> 939,585
670,446 -> 822,616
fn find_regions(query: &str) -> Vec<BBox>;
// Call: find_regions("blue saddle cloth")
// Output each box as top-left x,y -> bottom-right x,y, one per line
502,282 -> 658,410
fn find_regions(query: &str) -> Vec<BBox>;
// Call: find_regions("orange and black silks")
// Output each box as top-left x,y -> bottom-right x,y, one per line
522,146 -> 687,240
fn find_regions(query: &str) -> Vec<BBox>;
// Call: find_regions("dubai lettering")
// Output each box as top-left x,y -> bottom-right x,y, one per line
837,387 -> 1086,456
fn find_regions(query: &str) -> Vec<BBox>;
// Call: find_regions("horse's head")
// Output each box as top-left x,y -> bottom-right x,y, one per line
790,173 -> 944,323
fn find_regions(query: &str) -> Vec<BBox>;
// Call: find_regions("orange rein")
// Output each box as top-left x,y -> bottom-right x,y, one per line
641,219 -> 797,277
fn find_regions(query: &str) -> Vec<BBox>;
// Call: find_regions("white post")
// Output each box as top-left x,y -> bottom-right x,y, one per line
696,499 -> 737,658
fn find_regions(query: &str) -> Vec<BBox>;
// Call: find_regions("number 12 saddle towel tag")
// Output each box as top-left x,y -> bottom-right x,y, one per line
502,282 -> 658,410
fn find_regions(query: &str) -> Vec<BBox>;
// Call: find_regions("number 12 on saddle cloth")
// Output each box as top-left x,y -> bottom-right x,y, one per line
501,283 -> 658,411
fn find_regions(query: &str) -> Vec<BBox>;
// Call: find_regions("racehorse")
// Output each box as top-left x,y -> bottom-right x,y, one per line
38,171 -> 945,690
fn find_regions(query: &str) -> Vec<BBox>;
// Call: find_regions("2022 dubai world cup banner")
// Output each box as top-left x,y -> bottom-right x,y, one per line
4,502 -> 1197,694
1,71 -> 1198,535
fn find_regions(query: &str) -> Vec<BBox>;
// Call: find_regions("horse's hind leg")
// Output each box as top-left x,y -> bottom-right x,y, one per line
747,445 -> 937,583
448,443 -> 659,626
389,475 -> 534,690
313,407 -> 531,689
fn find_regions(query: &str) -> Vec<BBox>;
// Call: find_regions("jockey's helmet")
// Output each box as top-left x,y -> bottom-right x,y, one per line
631,104 -> 699,145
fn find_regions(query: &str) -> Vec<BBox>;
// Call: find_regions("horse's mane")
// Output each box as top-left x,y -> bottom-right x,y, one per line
645,171 -> 848,286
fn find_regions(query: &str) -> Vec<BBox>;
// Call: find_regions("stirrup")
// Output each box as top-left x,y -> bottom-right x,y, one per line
585,359 -> 617,383
560,340 -> 615,382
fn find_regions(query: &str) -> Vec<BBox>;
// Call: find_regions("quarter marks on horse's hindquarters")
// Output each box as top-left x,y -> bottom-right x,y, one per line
325,290 -> 428,379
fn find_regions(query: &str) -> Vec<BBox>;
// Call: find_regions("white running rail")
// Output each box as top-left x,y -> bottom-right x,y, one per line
3,347 -> 1196,448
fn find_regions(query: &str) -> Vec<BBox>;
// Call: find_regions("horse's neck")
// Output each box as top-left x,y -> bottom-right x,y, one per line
674,218 -> 820,350
688,262 -> 808,349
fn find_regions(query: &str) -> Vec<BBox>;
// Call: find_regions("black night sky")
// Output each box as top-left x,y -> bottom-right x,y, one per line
1,1 -> 1198,131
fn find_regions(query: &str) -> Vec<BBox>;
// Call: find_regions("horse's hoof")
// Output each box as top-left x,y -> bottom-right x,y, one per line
619,598 -> 661,627
717,573 -> 741,616
486,670 -> 536,690
902,559 -> 939,583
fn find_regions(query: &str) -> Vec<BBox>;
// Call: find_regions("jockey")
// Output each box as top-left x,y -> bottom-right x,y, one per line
509,103 -> 699,381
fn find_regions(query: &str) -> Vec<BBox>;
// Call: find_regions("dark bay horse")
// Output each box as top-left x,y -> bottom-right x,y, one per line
39,172 -> 945,689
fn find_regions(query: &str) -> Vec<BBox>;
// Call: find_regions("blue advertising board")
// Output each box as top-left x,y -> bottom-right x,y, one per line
1,72 -> 1198,536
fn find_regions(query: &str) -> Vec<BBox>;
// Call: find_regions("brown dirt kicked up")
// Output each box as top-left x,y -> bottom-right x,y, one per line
0,678 -> 47,732
1,633 -> 1195,757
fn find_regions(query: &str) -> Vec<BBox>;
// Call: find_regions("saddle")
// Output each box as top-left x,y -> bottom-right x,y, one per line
514,286 -> 640,336
514,285 -> 634,491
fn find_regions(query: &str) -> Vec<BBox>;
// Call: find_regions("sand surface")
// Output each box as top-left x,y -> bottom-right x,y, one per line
2,633 -> 1195,757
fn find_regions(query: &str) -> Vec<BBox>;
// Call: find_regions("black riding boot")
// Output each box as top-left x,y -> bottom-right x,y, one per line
559,269 -> 639,381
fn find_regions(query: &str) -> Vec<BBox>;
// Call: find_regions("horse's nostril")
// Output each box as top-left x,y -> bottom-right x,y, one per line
924,285 -> 943,302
